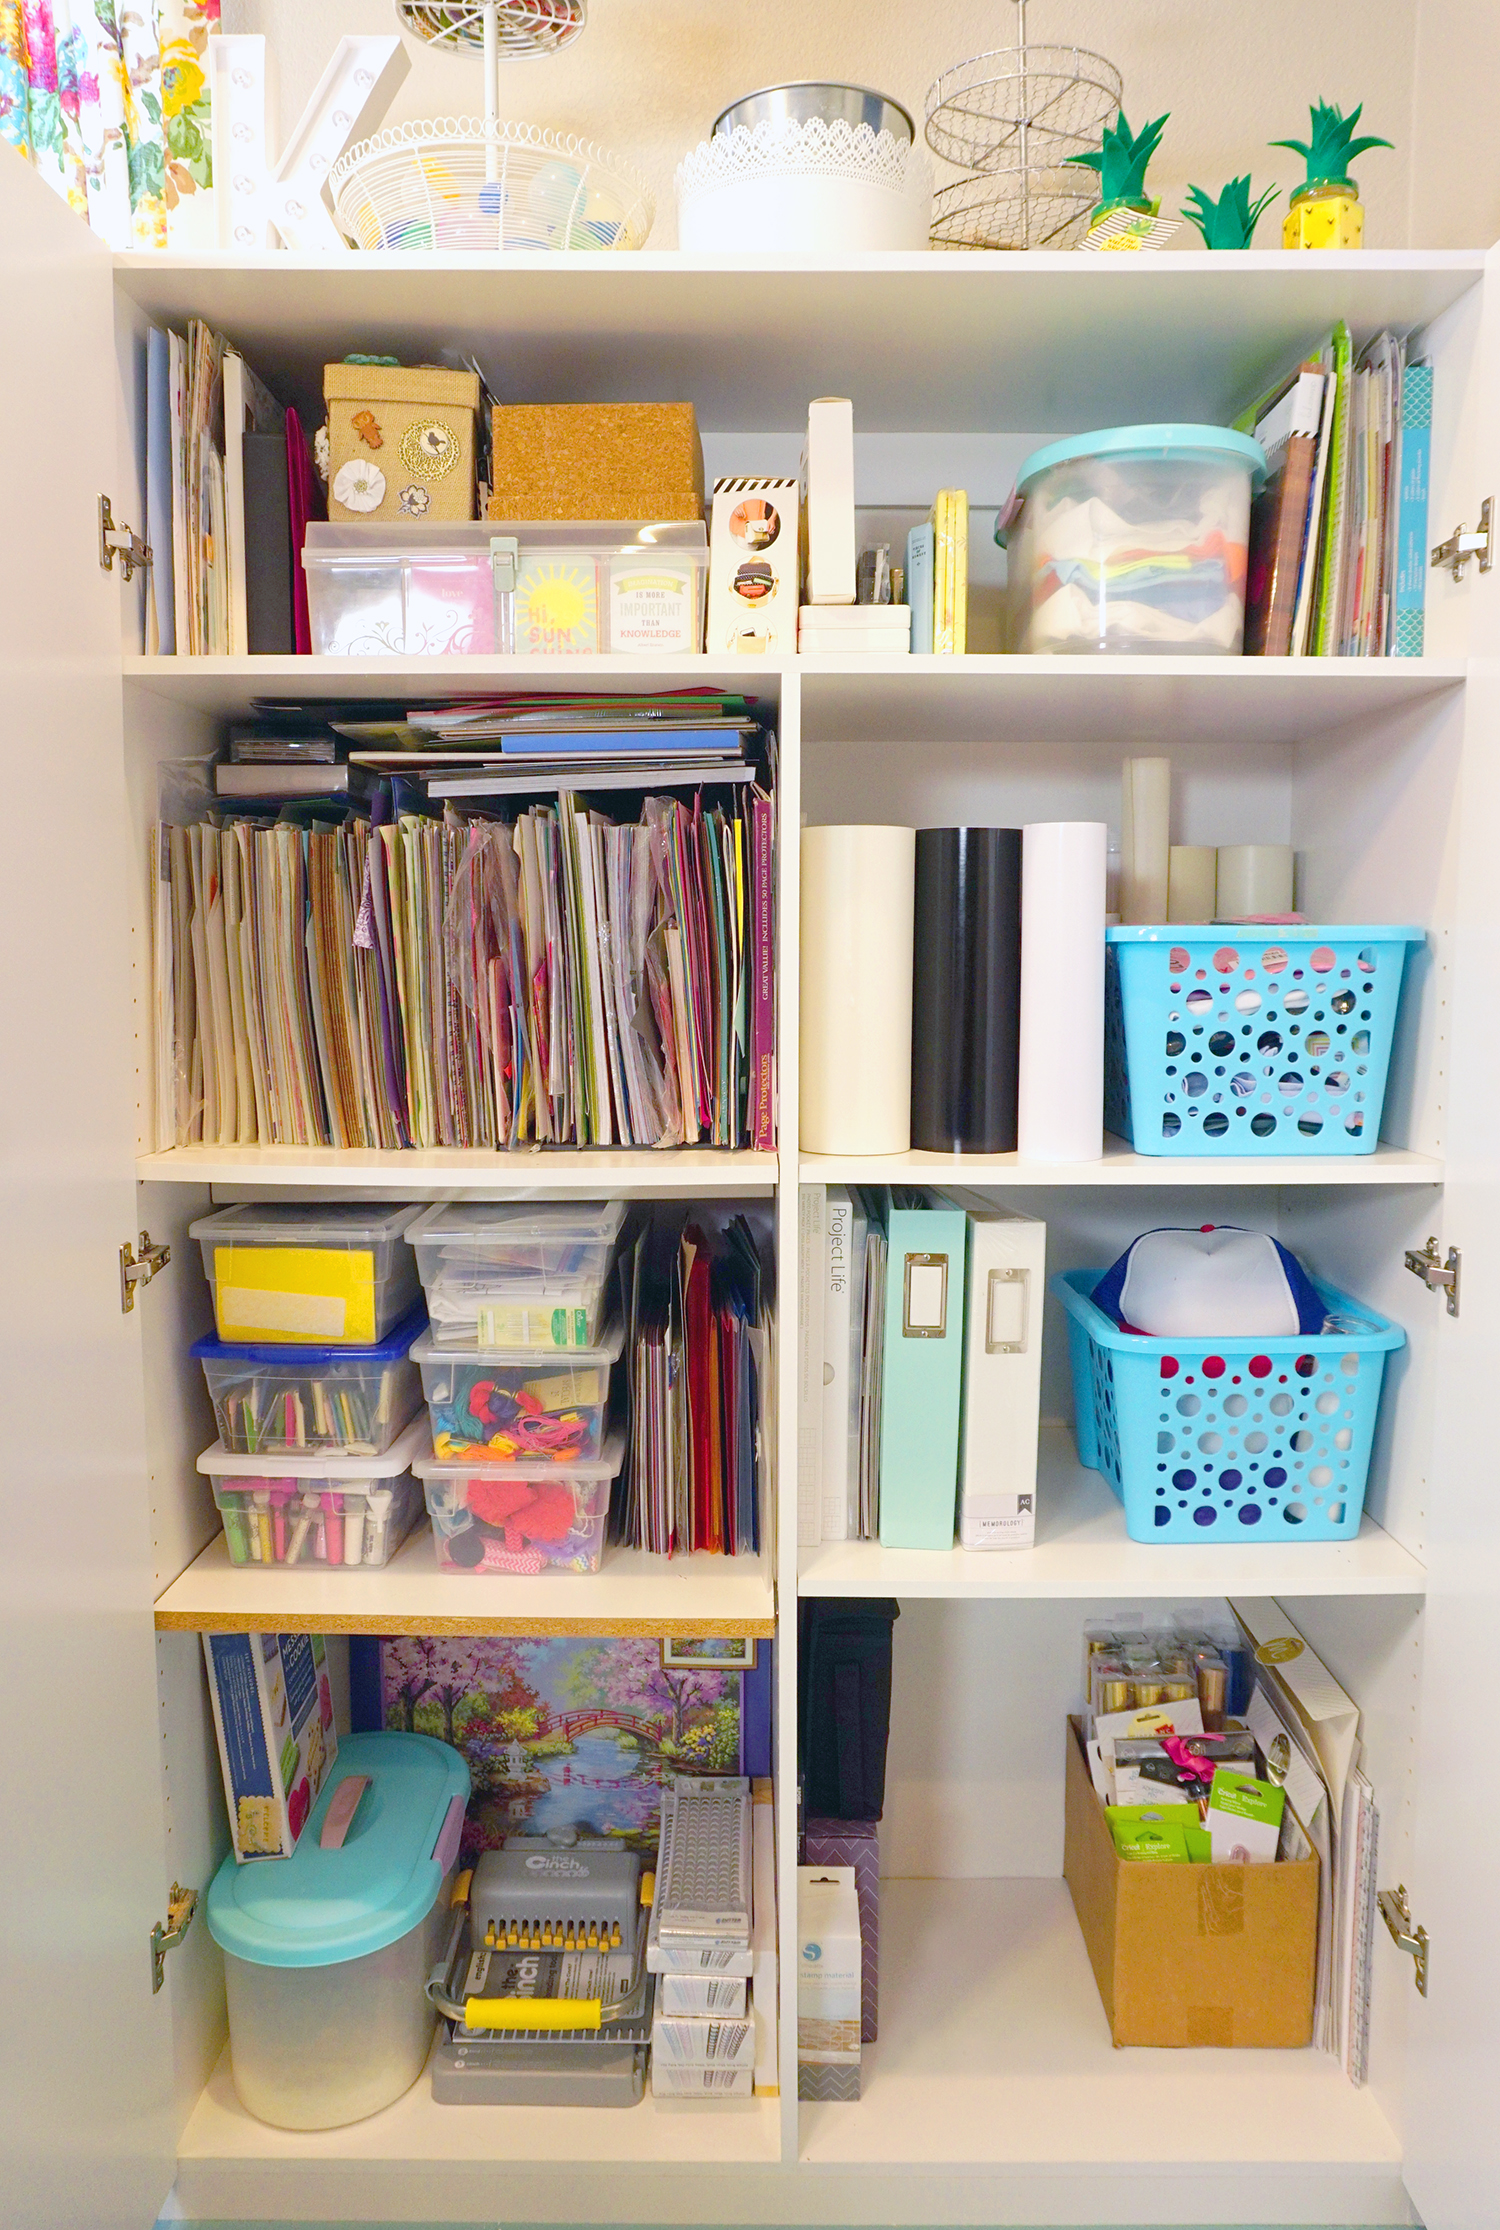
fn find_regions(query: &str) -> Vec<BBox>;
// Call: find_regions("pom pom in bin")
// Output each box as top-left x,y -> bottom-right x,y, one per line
1054,1267 -> 1404,1543
1105,925 -> 1423,1156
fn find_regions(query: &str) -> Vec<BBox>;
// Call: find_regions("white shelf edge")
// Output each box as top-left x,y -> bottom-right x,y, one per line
798,1426 -> 1426,1600
798,1143 -> 1444,1188
176,2044 -> 783,2191
136,1145 -> 778,1196
156,1530 -> 775,1636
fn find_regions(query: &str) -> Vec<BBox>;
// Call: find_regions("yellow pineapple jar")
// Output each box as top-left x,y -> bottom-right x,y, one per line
1283,180 -> 1364,250
1273,100 -> 1390,253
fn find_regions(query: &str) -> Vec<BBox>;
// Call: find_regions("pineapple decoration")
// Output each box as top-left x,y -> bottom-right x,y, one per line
1182,176 -> 1279,250
1067,108 -> 1176,252
1273,100 -> 1392,249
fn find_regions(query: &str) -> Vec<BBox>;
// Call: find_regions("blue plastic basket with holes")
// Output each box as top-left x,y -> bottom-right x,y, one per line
1104,925 -> 1424,1156
1054,1268 -> 1405,1543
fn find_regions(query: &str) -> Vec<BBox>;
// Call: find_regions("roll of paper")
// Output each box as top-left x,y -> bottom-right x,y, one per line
911,827 -> 1023,1153
800,825 -> 916,1154
1017,821 -> 1107,1163
1167,845 -> 1217,923
1120,757 -> 1171,924
1216,843 -> 1295,920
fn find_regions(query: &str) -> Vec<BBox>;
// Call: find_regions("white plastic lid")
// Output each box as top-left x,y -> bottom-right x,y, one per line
408,1200 -> 628,1247
197,1416 -> 430,1479
413,1427 -> 626,1483
410,1319 -> 625,1368
191,1203 -> 423,1247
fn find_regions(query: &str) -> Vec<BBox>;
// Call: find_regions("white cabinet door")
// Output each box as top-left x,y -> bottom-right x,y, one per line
0,159 -> 177,2226
1401,242 -> 1500,2230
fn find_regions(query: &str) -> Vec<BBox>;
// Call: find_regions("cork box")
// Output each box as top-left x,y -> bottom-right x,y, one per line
324,363 -> 481,526
488,402 -> 703,523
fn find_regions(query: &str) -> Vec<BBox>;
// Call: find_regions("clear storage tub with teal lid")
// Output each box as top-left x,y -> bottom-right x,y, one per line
205,1731 -> 470,2129
996,424 -> 1268,656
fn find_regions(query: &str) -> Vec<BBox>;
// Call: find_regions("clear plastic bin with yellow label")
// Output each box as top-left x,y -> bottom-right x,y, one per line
191,1203 -> 423,1346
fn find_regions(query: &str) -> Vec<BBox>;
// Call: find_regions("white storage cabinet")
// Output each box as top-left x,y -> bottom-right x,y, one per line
3,145 -> 1499,2228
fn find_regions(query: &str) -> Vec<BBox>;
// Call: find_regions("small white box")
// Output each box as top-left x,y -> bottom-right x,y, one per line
798,1864 -> 861,2068
660,1972 -> 748,2015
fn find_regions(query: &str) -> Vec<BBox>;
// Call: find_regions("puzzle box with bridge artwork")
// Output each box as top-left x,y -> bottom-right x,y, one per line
379,1636 -> 756,1859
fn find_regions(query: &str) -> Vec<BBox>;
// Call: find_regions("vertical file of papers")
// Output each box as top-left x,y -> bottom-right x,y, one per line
154,780 -> 776,1153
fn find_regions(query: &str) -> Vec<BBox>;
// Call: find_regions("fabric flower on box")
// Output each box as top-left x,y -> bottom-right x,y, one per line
333,458 -> 385,513
399,482 -> 430,516
313,423 -> 330,483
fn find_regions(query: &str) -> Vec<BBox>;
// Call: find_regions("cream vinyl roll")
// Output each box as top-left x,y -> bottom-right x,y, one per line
800,825 -> 916,1154
1167,844 -> 1217,923
1216,843 -> 1295,920
1017,820 -> 1107,1162
1120,757 -> 1171,924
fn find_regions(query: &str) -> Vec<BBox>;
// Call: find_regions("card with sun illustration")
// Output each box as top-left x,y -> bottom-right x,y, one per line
515,554 -> 602,655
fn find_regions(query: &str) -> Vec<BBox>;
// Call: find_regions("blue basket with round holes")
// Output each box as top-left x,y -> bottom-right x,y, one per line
1054,1268 -> 1405,1543
1104,925 -> 1424,1155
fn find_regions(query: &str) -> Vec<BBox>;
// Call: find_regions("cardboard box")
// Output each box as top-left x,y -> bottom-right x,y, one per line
804,1817 -> 878,2039
1062,1717 -> 1317,2047
203,1631 -> 337,1861
324,362 -> 480,525
489,403 -> 703,521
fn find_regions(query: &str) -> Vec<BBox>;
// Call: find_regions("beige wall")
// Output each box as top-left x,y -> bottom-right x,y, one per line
233,0 -> 1446,250
1411,0 -> 1500,247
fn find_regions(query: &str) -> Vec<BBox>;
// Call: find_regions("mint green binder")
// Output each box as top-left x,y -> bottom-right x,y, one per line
877,1206 -> 968,1549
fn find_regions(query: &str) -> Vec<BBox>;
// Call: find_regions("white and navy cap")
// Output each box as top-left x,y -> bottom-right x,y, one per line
1091,1225 -> 1326,1338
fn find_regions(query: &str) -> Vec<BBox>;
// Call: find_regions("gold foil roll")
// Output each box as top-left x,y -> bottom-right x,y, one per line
1131,1679 -> 1168,1707
1162,1678 -> 1197,1703
1096,1677 -> 1132,1716
1197,1659 -> 1228,1731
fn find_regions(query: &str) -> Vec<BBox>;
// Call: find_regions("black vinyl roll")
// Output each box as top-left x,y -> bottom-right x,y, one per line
910,826 -> 1023,1153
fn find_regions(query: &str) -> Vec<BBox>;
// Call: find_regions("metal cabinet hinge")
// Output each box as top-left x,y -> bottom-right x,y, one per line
99,494 -> 151,583
150,1882 -> 197,1994
1431,495 -> 1492,582
120,1231 -> 171,1313
1377,1884 -> 1429,1997
1403,1235 -> 1460,1316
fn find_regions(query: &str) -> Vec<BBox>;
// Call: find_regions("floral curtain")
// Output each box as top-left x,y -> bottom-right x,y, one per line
2,0 -> 216,247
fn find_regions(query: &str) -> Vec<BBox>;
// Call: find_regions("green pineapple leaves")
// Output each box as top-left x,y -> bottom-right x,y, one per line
1182,175 -> 1280,249
1066,108 -> 1170,208
1272,100 -> 1393,189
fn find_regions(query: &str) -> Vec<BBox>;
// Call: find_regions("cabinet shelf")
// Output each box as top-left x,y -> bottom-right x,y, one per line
124,651 -> 1465,743
800,1141 -> 1443,1188
798,1877 -> 1402,2202
155,1530 -> 774,1637
175,2043 -> 781,2223
136,1144 -> 777,1196
112,248 -> 1482,431
798,1426 -> 1426,1600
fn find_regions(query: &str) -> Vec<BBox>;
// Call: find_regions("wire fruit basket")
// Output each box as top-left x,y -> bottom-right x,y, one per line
330,118 -> 653,251
924,2 -> 1122,250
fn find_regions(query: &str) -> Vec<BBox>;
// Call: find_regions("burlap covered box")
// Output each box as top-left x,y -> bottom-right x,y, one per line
488,402 -> 703,522
324,363 -> 481,525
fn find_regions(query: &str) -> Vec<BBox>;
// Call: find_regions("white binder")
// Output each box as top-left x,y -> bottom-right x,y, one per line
948,1197 -> 1045,1549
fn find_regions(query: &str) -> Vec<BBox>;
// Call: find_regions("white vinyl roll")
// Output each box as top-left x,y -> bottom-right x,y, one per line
1216,843 -> 1295,920
1017,820 -> 1107,1163
800,825 -> 915,1154
1120,757 -> 1171,924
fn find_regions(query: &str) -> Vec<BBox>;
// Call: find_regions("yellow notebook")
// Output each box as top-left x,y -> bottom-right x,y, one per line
952,489 -> 969,655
